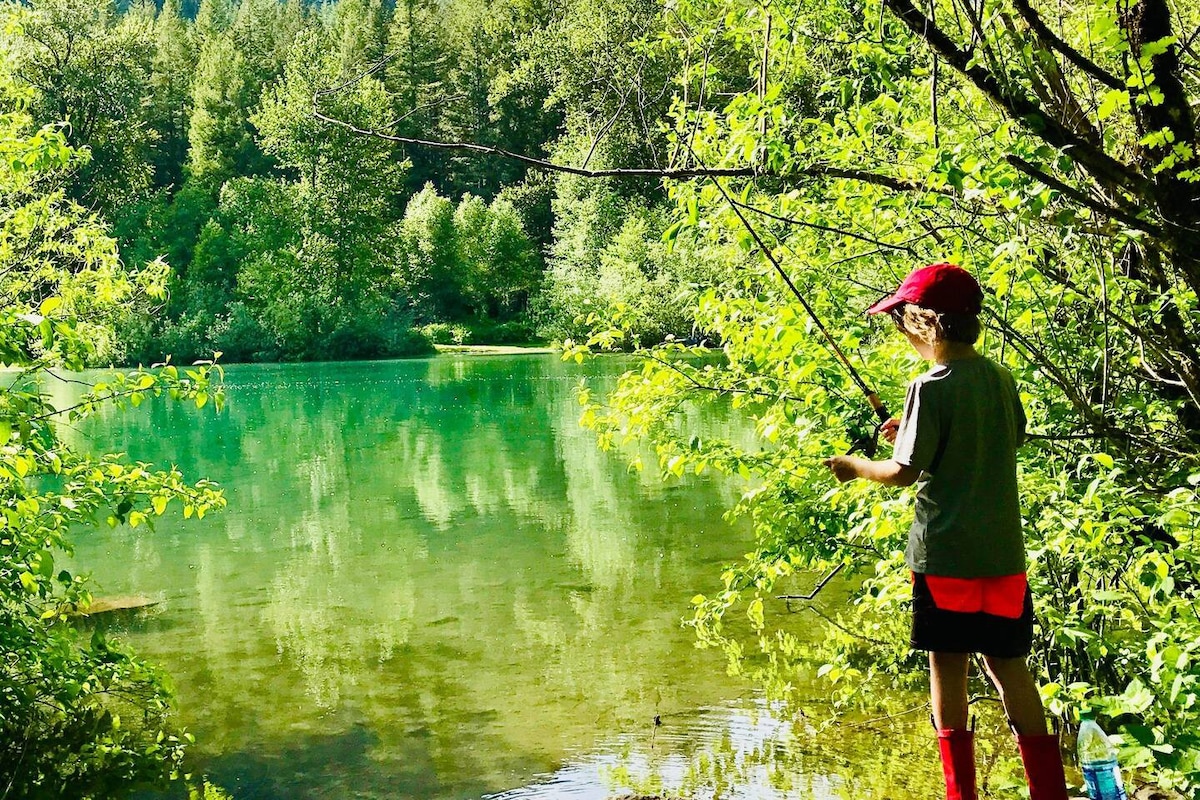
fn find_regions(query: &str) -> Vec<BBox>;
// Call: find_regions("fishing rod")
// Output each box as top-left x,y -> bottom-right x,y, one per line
707,177 -> 893,455
312,81 -> 893,446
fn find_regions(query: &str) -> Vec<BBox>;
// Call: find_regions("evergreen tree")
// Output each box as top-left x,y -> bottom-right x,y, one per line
328,0 -> 386,77
187,33 -> 256,187
384,0 -> 450,193
193,0 -> 231,39
438,0 -> 504,196
148,0 -> 198,189
231,0 -> 305,86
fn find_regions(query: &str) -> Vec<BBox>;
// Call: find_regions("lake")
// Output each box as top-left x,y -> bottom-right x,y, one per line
59,354 -> 944,800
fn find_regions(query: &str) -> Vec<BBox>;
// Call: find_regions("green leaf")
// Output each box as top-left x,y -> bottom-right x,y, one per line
1124,723 -> 1156,746
19,572 -> 37,593
747,597 -> 765,629
1098,90 -> 1129,120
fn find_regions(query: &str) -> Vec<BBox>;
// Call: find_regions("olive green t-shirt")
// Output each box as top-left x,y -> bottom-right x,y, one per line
892,356 -> 1026,578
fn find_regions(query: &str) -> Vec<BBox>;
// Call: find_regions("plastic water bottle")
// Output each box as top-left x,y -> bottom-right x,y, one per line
1077,710 -> 1128,800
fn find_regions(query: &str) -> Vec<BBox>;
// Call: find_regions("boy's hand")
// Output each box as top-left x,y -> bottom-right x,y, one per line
822,455 -> 860,483
881,417 -> 900,444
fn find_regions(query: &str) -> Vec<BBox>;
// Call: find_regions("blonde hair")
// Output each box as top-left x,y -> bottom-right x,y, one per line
890,304 -> 981,345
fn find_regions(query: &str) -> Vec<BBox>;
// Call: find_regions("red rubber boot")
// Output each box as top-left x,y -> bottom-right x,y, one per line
937,729 -> 978,800
1017,733 -> 1069,800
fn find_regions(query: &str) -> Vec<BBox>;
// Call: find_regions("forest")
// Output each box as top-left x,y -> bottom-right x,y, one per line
0,0 -> 717,367
2,0 -> 1200,795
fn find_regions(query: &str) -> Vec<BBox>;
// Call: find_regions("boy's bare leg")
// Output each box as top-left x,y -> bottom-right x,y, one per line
929,652 -> 971,729
981,656 -> 1048,735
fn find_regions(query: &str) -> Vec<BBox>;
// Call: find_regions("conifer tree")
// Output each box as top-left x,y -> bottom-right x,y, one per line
187,33 -> 256,187
329,0 -> 387,77
193,0 -> 231,39
384,0 -> 450,193
148,0 -> 198,189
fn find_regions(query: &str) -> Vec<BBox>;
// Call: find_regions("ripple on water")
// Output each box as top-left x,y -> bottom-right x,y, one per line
481,700 -> 837,800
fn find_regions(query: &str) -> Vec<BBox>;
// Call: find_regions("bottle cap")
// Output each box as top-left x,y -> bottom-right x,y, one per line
1080,707 -> 1095,720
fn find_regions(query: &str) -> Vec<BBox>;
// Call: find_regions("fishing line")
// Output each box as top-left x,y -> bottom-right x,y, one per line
707,176 -> 894,433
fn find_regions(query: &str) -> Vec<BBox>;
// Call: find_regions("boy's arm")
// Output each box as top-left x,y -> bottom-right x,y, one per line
822,455 -> 921,487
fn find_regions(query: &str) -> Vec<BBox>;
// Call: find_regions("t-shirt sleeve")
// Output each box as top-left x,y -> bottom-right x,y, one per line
892,379 -> 941,472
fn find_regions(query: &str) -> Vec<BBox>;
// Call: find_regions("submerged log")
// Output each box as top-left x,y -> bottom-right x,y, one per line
75,595 -> 159,617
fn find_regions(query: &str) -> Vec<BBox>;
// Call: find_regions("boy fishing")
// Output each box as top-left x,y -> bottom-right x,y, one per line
822,263 -> 1069,800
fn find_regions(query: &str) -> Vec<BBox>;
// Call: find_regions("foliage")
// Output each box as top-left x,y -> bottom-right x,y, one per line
2,0 -> 564,366
397,184 -> 541,326
3,0 -> 157,211
13,0 -> 1200,791
566,0 -> 1200,792
0,66 -> 224,797
537,180 -> 732,345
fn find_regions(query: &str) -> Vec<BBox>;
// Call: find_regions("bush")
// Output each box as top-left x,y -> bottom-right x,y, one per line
379,323 -> 435,358
210,302 -> 280,363
420,322 -> 472,345
465,318 -> 538,344
155,312 -> 213,364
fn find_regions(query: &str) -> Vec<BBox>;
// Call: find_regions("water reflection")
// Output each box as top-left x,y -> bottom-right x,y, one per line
61,356 -> 780,799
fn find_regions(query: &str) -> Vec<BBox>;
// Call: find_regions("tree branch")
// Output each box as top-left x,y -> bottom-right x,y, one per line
642,352 -> 852,407
777,563 -> 845,601
1011,0 -> 1125,91
1005,155 -> 1163,235
730,198 -> 922,253
882,0 -> 1152,196
313,103 -> 936,191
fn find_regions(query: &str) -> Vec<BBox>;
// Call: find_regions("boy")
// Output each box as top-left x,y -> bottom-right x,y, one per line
822,263 -> 1068,800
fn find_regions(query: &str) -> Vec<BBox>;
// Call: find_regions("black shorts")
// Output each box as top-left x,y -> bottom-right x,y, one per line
910,573 -> 1035,658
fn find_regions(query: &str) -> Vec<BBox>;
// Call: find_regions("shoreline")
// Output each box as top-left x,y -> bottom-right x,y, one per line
433,343 -> 558,355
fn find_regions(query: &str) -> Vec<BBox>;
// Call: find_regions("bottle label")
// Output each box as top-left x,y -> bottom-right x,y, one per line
1082,760 -> 1127,800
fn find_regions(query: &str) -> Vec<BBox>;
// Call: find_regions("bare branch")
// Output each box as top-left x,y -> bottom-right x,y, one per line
732,198 -> 921,253
642,352 -> 852,406
1012,0 -> 1125,91
313,103 -> 937,192
776,563 -> 845,601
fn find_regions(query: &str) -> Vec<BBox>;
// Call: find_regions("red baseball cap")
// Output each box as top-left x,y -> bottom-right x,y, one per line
866,262 -> 984,316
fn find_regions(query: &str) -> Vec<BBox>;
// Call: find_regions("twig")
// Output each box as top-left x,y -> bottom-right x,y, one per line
730,198 -> 924,252
44,369 -> 94,387
1011,0 -> 1124,90
641,352 -> 852,407
1005,155 -> 1163,236
799,603 -> 890,646
883,0 -> 1153,197
385,93 -> 467,128
777,563 -> 845,601
841,701 -> 929,728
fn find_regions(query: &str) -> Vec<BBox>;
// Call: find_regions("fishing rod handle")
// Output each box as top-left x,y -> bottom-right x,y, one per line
866,393 -> 892,422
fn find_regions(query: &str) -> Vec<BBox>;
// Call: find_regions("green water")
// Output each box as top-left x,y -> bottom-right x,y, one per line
60,355 -> 942,800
